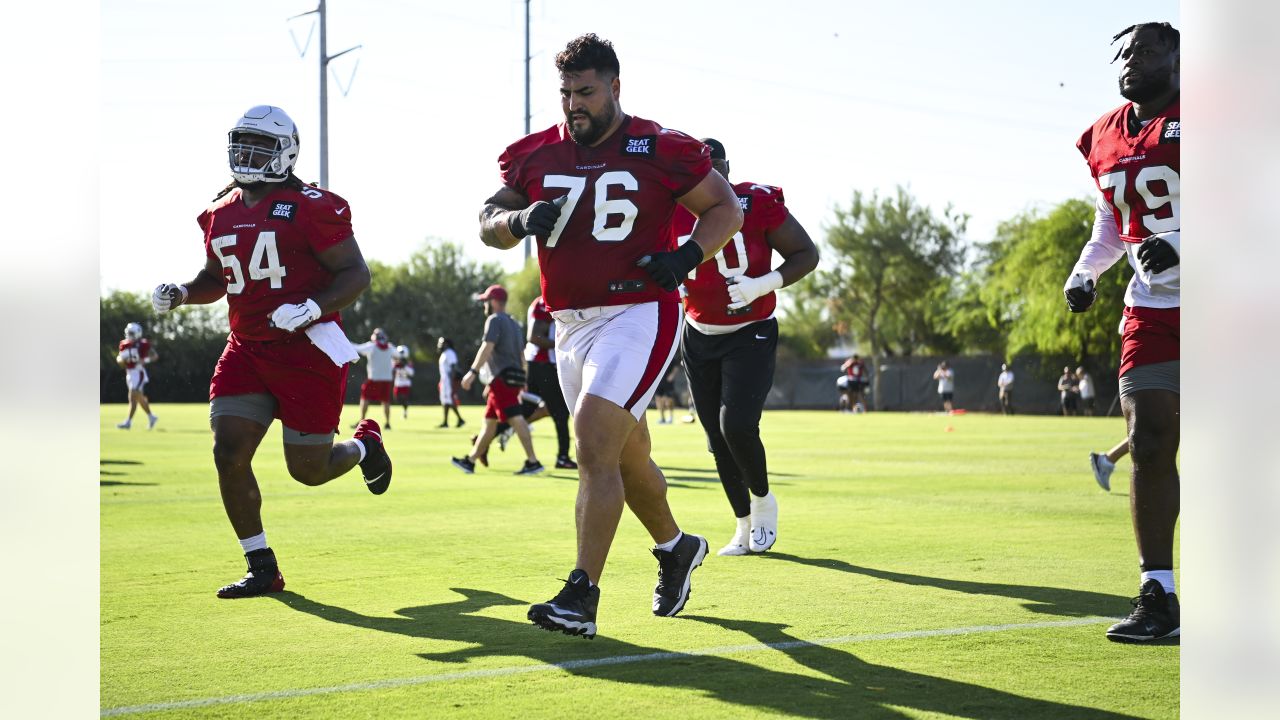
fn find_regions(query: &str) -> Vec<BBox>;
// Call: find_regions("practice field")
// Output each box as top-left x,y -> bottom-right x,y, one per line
101,404 -> 1178,719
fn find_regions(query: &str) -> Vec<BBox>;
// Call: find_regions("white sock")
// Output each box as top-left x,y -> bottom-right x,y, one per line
239,532 -> 268,554
1141,570 -> 1176,595
733,517 -> 750,540
654,531 -> 683,552
352,438 -> 367,463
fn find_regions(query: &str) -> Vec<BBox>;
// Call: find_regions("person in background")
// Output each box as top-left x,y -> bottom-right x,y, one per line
1077,366 -> 1097,416
996,363 -> 1015,415
1058,366 -> 1081,416
437,337 -> 465,428
392,345 -> 414,419
352,328 -> 396,430
933,361 -> 955,413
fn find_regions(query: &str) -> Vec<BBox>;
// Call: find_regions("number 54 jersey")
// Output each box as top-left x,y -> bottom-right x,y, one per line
499,115 -> 712,312
196,185 -> 353,341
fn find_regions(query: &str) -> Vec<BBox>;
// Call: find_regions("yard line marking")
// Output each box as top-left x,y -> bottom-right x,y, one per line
101,616 -> 1114,717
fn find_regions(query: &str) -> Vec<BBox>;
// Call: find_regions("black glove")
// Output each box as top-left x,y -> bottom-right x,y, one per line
1064,275 -> 1096,313
637,241 -> 706,292
508,195 -> 568,238
1137,234 -> 1179,274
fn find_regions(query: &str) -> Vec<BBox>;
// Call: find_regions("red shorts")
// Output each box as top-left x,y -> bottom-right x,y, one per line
1119,306 -> 1180,377
484,380 -> 522,422
209,334 -> 348,435
361,379 -> 393,403
393,386 -> 411,401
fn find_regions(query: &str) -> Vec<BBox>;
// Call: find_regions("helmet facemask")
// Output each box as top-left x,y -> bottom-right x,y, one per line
228,129 -> 296,184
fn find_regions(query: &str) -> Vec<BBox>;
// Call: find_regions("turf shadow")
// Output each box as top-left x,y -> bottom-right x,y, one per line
658,465 -> 800,477
272,589 -> 1139,719
100,480 -> 158,487
761,553 -> 1128,618
101,459 -> 144,466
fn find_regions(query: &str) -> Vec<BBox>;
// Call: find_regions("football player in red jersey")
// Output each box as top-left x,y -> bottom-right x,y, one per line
672,138 -> 819,557
150,105 -> 393,599
479,34 -> 742,638
1063,23 -> 1180,642
115,322 -> 159,430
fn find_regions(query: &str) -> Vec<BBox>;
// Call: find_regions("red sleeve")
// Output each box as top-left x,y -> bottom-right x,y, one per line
140,340 -> 151,355
301,191 -> 354,254
753,184 -> 788,232
1076,125 -> 1094,161
498,126 -> 560,196
118,340 -> 128,352
657,129 -> 712,197
498,144 -> 525,193
532,299 -> 552,323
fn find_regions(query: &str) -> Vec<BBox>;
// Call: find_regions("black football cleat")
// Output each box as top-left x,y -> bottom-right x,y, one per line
651,533 -> 708,617
354,420 -> 392,494
1106,579 -> 1180,642
217,548 -> 285,599
515,460 -> 545,476
528,569 -> 599,639
555,455 -> 578,470
451,456 -> 476,474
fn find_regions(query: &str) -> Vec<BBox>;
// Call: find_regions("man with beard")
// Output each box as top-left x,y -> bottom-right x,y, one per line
478,34 -> 742,638
150,105 -> 392,599
671,137 -> 819,557
1064,22 -> 1180,642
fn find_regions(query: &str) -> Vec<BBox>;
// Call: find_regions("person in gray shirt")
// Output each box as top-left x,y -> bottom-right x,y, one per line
451,285 -> 543,475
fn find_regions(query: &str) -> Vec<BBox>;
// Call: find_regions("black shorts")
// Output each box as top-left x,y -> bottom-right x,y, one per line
940,392 -> 954,402
682,318 -> 778,430
526,360 -> 569,420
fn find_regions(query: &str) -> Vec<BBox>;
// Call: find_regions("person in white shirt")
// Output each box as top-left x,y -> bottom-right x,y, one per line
996,363 -> 1014,415
352,328 -> 396,430
933,361 -> 955,413
1076,366 -> 1096,416
437,337 -> 465,428
392,345 -> 415,419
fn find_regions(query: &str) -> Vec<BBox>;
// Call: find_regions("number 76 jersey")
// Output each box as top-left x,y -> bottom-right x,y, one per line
1077,98 -> 1179,243
196,185 -> 353,341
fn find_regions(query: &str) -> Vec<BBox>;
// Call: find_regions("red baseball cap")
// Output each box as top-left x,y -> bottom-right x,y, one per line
473,284 -> 508,302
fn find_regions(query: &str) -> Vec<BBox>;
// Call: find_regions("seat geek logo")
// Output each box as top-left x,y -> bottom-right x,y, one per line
1160,119 -> 1180,144
737,195 -> 753,213
271,202 -> 297,221
622,135 -> 656,156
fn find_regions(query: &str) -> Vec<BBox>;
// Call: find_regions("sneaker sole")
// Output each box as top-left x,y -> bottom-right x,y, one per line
717,544 -> 749,556
528,608 -> 596,639
515,467 -> 545,476
656,536 -> 708,617
749,527 -> 777,553
1106,626 -> 1180,643
216,574 -> 286,599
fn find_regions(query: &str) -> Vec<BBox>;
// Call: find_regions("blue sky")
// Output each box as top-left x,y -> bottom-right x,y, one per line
100,0 -> 1179,293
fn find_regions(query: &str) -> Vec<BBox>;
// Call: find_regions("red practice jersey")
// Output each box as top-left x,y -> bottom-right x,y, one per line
846,359 -> 867,381
674,181 -> 788,327
118,338 -> 151,369
499,115 -> 711,311
197,185 -> 353,341
525,295 -> 553,364
1077,99 -> 1180,243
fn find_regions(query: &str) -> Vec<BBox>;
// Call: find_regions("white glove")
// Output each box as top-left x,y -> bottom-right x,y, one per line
270,299 -> 322,332
152,283 -> 187,314
726,271 -> 783,311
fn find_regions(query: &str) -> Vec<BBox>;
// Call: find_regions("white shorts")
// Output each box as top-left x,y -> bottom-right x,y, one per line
553,301 -> 682,421
125,366 -> 148,393
438,379 -> 455,405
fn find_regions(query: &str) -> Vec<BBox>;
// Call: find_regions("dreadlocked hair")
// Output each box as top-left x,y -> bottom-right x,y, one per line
212,172 -> 312,202
1111,22 -> 1179,63
555,33 -> 620,78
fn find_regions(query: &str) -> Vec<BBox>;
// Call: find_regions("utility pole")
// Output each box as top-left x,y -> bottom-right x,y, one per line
523,0 -> 532,261
290,0 -> 361,189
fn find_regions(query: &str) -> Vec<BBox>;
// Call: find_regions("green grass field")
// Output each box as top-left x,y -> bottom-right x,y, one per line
101,403 -> 1178,719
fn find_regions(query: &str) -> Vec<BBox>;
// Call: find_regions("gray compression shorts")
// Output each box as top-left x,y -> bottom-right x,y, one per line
1118,360 -> 1179,398
209,394 -> 336,445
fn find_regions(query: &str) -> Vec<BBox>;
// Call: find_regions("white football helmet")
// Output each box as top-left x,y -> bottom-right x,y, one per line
394,345 -> 410,360
228,105 -> 300,183
124,322 -> 143,340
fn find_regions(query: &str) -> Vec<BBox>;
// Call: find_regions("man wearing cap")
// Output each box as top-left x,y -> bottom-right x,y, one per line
478,34 -> 742,638
672,137 -> 819,557
351,327 -> 396,430
451,284 -> 544,476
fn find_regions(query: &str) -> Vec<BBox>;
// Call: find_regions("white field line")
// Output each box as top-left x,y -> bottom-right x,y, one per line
101,616 -> 1114,717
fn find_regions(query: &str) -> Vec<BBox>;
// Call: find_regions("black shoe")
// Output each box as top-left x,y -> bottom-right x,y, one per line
437,422 -> 449,428
528,569 -> 599,639
451,456 -> 476,474
216,548 -> 285,599
651,533 -> 708,617
1106,579 -> 1180,642
515,460 -> 545,476
456,419 -> 466,428
555,455 -> 578,470
353,420 -> 392,495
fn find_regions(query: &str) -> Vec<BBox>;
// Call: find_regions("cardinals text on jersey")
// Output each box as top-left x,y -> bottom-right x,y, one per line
674,182 -> 788,328
499,115 -> 711,311
197,185 -> 353,341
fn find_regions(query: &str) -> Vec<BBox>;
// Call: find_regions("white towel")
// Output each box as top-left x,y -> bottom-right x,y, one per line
305,321 -> 359,367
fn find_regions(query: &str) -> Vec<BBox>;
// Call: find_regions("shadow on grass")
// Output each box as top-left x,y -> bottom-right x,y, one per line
761,553 -> 1128,618
659,465 -> 800,477
273,589 -> 1139,719
101,459 -> 143,466
100,480 -> 158,487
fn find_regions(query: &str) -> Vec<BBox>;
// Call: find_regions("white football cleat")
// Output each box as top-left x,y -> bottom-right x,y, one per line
148,414 -> 159,430
749,492 -> 778,553
1090,452 -> 1115,492
116,420 -> 131,430
717,524 -> 751,556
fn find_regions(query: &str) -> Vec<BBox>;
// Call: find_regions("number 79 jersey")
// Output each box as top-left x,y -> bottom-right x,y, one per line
499,115 -> 711,311
1077,98 -> 1179,243
673,181 -> 788,330
196,185 -> 353,340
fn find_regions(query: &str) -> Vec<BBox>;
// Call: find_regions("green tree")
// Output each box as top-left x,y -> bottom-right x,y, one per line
503,257 -> 542,322
978,198 -> 1128,367
819,187 -> 967,358
100,291 -> 230,402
